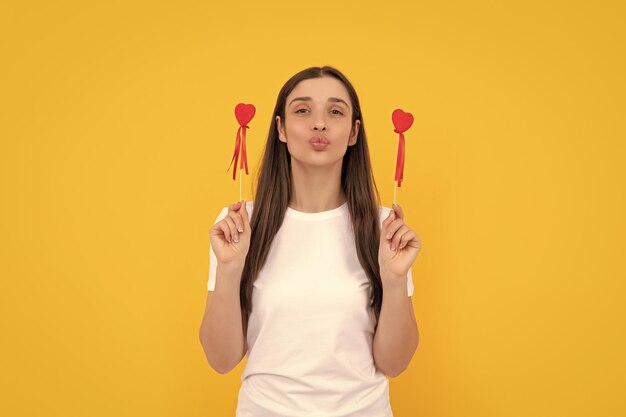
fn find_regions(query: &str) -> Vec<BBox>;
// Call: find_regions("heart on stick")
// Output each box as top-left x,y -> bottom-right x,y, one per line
392,109 -> 414,133
228,103 -> 256,181
391,108 -> 414,188
235,103 -> 256,127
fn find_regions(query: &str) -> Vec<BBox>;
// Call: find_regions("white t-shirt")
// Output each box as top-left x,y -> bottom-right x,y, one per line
207,200 -> 414,417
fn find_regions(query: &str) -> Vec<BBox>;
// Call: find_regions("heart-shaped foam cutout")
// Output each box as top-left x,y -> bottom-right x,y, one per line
235,103 -> 256,126
392,109 -> 414,133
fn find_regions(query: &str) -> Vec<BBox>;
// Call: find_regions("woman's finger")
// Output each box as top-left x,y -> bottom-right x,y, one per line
229,211 -> 244,233
223,216 -> 239,243
228,201 -> 243,211
213,221 -> 232,244
239,200 -> 250,229
391,225 -> 410,250
392,203 -> 404,220
385,217 -> 406,239
399,230 -> 417,250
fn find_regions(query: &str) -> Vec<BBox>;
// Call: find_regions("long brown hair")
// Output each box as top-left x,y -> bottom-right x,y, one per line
241,65 -> 384,331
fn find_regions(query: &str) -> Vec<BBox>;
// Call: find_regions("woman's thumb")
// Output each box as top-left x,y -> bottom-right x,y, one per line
239,200 -> 250,228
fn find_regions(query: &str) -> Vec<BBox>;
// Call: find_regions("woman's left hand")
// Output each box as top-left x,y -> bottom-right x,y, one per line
378,204 -> 422,281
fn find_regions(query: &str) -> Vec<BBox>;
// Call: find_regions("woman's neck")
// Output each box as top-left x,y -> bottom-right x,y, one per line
288,160 -> 346,213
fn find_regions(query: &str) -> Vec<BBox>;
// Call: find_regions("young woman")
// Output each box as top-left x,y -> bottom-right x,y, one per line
199,66 -> 422,417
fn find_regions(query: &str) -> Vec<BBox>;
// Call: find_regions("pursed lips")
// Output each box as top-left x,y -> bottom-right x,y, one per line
309,136 -> 330,144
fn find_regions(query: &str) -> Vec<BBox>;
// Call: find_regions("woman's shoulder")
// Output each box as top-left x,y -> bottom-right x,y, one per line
377,204 -> 393,223
378,204 -> 392,215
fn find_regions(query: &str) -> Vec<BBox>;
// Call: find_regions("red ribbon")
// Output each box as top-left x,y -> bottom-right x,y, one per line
394,129 -> 405,187
227,124 -> 250,180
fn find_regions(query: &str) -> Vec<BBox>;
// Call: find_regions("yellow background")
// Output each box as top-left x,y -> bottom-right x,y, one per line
1,0 -> 624,416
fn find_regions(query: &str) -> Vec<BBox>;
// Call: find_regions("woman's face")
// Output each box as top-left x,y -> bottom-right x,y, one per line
276,76 -> 360,169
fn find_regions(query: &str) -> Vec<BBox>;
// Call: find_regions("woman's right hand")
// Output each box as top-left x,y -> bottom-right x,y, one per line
209,200 -> 251,268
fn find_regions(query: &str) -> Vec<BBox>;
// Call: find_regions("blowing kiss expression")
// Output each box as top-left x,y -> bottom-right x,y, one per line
309,135 -> 330,150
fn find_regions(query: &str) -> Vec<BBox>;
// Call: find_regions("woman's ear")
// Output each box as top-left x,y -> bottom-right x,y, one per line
348,119 -> 360,146
276,116 -> 287,143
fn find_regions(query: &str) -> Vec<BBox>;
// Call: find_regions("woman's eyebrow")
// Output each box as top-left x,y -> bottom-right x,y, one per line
288,96 -> 350,108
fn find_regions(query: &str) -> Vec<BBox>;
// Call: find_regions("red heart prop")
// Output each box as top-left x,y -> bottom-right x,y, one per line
235,103 -> 256,126
392,109 -> 413,133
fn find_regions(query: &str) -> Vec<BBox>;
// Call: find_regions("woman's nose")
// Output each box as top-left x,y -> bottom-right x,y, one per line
313,109 -> 327,131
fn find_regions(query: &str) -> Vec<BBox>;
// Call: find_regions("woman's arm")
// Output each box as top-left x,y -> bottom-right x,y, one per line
200,201 -> 251,374
374,203 -> 421,377
372,273 -> 419,378
198,263 -> 248,374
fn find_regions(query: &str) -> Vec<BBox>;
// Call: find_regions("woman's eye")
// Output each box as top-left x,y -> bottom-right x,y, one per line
295,108 -> 343,115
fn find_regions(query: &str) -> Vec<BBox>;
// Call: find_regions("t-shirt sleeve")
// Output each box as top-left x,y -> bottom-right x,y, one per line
207,206 -> 230,292
407,267 -> 415,297
380,205 -> 416,297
